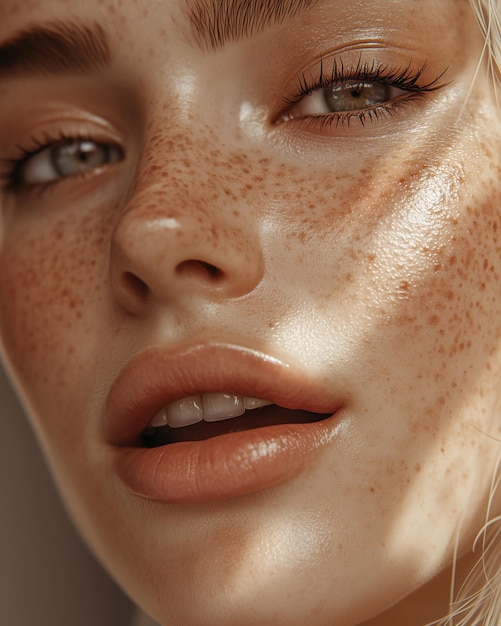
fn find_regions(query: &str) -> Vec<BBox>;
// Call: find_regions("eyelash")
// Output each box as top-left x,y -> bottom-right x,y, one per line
0,130 -> 105,194
280,57 -> 448,128
0,60 -> 447,194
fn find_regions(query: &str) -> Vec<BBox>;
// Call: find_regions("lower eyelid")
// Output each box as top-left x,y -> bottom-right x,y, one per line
276,94 -> 425,139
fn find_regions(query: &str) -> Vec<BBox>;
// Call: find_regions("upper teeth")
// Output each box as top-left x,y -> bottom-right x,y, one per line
149,394 -> 273,429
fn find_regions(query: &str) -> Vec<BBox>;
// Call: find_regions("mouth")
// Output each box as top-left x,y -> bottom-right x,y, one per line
106,343 -> 343,503
142,393 -> 332,446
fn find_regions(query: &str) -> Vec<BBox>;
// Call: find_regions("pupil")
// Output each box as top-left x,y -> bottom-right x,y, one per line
79,150 -> 92,162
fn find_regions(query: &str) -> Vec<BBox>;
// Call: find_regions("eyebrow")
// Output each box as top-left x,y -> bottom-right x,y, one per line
186,0 -> 321,51
0,21 -> 110,79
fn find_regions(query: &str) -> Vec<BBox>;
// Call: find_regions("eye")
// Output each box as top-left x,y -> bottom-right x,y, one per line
18,139 -> 123,186
276,58 -> 449,131
283,80 -> 407,121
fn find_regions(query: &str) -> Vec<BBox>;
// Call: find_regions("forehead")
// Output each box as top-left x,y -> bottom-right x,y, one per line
0,0 -> 474,50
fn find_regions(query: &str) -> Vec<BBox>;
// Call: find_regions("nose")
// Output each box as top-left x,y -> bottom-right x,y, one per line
109,183 -> 264,314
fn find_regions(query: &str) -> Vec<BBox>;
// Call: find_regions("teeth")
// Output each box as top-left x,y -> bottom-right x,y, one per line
243,397 -> 273,410
150,396 -> 203,428
149,394 -> 273,429
202,393 -> 245,422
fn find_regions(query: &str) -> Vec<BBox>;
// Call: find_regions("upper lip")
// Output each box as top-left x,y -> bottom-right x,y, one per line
104,342 -> 343,445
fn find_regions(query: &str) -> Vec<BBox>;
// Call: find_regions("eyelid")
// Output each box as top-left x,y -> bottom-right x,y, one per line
0,129 -> 125,194
21,140 -> 123,186
274,52 -> 449,133
282,53 -> 448,105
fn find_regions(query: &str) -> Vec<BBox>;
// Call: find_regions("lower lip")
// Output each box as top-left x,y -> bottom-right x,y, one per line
113,416 -> 339,504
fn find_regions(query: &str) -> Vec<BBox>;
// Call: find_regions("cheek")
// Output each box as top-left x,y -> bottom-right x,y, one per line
0,204 -> 112,422
338,145 -> 501,521
376,154 -> 501,382
363,191 -> 501,473
257,128 -> 501,518
277,137 -> 501,370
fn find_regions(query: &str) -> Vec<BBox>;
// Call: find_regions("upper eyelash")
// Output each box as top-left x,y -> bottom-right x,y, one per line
282,57 -> 449,108
0,60 -> 448,191
0,131 -> 94,192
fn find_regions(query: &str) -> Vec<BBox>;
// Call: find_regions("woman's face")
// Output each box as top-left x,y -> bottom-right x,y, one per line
1,0 -> 500,624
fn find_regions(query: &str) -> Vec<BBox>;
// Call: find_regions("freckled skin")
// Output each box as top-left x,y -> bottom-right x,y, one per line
0,1 -> 501,625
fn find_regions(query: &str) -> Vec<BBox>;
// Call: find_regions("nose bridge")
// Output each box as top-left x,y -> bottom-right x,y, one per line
110,145 -> 264,313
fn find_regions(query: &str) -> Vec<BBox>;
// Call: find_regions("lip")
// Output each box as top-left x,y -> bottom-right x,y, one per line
105,343 -> 344,503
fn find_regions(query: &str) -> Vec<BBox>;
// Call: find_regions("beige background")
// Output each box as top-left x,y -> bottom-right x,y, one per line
0,365 -> 151,625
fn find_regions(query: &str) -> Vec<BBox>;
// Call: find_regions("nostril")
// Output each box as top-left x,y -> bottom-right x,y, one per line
176,260 -> 224,281
123,271 -> 150,300
198,261 -> 222,279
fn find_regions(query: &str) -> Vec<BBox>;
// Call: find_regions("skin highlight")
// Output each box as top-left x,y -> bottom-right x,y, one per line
0,1 -> 500,625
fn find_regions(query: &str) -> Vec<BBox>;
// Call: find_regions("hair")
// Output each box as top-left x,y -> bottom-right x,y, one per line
430,460 -> 501,625
427,2 -> 501,625
470,0 -> 501,87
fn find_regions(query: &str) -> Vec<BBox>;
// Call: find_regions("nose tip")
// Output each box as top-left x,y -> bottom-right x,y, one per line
110,202 -> 263,314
